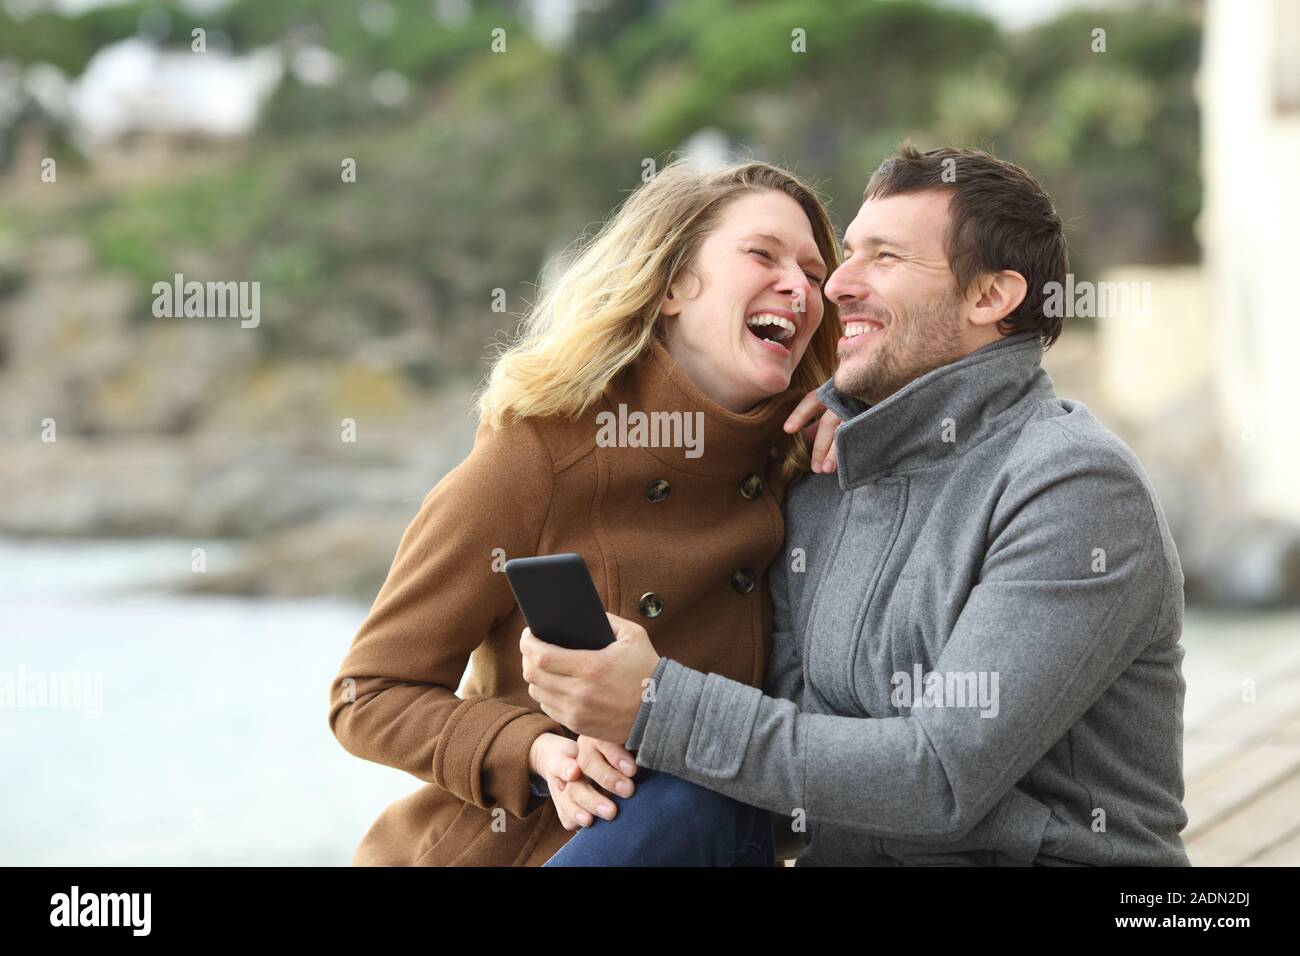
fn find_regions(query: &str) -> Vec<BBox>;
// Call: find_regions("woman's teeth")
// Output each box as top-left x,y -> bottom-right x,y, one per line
843,320 -> 883,338
745,314 -> 796,342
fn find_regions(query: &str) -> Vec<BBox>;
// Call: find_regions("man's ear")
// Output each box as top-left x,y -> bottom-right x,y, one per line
967,270 -> 1028,328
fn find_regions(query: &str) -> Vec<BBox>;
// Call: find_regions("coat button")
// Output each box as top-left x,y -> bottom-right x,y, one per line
731,568 -> 756,594
638,592 -> 664,618
739,474 -> 764,499
645,479 -> 670,503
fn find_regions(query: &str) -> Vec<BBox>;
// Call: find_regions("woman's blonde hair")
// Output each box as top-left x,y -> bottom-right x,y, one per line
475,158 -> 842,482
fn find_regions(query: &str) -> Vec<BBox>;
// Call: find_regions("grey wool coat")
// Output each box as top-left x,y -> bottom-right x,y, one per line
626,330 -> 1191,866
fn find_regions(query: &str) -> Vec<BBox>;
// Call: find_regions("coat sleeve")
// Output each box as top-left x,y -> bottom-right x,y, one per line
328,418 -> 571,820
760,542 -> 806,706
630,435 -> 1178,841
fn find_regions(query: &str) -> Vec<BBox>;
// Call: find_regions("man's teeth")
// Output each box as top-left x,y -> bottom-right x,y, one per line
745,314 -> 796,342
843,320 -> 883,338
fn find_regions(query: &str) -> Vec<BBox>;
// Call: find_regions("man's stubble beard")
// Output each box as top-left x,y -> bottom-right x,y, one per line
835,287 -> 966,406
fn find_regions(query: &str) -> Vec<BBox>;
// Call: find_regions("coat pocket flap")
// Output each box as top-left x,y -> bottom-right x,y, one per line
684,673 -> 762,779
988,786 -> 1054,863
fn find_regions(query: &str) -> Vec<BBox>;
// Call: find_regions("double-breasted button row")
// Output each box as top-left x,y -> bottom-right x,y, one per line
635,475 -> 763,618
644,475 -> 764,504
636,570 -> 757,619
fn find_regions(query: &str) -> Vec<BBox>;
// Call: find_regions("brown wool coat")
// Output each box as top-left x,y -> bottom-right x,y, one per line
328,338 -> 805,866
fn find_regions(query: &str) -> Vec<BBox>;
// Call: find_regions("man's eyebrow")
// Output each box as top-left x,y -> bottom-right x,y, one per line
742,232 -> 826,271
843,235 -> 904,255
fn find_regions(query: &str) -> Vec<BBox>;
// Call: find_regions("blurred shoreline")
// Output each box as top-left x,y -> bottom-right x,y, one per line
5,324 -> 1296,609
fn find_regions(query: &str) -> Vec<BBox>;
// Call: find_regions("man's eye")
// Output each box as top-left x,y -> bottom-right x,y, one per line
877,252 -> 898,261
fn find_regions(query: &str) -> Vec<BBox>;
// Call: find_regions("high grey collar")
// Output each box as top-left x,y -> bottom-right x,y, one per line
815,331 -> 1057,488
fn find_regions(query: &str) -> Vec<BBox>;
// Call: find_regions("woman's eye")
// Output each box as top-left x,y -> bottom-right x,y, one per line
806,273 -> 825,287
748,248 -> 774,262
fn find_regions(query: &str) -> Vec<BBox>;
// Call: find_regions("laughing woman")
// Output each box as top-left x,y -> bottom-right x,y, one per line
328,159 -> 840,866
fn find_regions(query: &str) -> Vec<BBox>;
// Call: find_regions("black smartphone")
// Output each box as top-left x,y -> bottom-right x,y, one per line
504,553 -> 616,651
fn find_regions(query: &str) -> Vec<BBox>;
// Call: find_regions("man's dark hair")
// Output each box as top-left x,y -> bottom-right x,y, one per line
864,142 -> 1069,348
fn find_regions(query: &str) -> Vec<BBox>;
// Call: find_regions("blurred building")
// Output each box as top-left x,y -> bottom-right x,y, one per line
1202,0 -> 1300,524
1089,0 -> 1300,603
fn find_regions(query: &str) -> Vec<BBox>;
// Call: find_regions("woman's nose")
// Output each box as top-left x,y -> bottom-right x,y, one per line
775,264 -> 812,304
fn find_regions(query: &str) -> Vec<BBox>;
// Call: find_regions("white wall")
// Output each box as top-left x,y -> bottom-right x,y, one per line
1202,0 -> 1300,521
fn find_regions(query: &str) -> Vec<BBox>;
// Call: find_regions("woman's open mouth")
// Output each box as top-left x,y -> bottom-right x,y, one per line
745,313 -> 796,354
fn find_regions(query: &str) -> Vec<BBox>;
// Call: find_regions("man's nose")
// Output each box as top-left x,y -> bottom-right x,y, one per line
823,259 -> 860,304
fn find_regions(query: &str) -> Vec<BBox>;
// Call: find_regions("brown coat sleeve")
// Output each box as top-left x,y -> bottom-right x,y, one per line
328,417 -> 569,819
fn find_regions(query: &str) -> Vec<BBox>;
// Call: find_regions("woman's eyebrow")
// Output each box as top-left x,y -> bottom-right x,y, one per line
742,232 -> 825,270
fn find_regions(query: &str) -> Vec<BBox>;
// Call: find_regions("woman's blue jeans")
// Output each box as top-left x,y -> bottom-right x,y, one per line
541,767 -> 776,866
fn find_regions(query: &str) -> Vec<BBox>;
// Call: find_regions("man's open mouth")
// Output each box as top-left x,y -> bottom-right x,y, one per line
745,313 -> 796,352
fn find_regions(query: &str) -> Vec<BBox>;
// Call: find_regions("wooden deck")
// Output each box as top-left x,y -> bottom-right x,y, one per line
1181,609 -> 1300,866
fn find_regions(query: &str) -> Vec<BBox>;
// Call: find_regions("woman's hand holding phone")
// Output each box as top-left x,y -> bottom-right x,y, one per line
529,731 -> 630,830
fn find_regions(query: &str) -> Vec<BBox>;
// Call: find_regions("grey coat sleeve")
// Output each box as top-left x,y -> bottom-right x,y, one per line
624,657 -> 668,752
631,440 -> 1177,841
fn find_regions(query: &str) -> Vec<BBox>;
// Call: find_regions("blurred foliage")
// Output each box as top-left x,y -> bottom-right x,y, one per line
0,0 -> 1202,380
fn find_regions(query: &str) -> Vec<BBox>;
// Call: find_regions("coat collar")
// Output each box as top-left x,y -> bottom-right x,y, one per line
602,336 -> 805,478
816,331 -> 1057,488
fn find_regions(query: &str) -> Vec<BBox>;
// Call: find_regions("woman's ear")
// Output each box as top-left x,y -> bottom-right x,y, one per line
659,268 -> 702,318
659,284 -> 683,318
967,269 -> 1028,328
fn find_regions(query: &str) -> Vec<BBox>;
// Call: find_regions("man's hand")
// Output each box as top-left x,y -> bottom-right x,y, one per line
784,389 -> 841,474
520,612 -> 660,743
